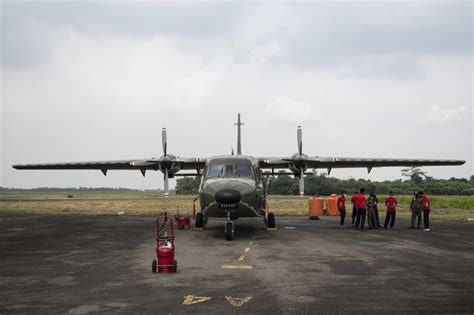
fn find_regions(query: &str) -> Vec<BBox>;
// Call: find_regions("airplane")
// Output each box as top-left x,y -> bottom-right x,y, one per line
13,114 -> 465,240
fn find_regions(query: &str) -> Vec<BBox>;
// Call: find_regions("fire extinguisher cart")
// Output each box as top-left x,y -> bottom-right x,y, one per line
152,212 -> 177,273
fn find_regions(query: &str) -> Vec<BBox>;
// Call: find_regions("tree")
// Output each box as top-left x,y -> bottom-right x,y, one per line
401,167 -> 427,184
175,177 -> 201,195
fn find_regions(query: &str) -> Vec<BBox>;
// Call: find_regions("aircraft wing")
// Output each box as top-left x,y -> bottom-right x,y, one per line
12,158 -> 206,172
259,156 -> 465,170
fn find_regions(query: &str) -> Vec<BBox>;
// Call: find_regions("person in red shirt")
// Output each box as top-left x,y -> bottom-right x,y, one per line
337,191 -> 346,227
350,191 -> 358,227
354,188 -> 367,231
384,191 -> 397,229
420,191 -> 431,231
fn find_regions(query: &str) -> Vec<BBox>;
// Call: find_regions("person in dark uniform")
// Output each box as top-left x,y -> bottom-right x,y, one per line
337,191 -> 346,227
372,192 -> 382,228
410,192 -> 423,229
384,191 -> 397,229
367,193 -> 378,229
351,191 -> 358,227
354,188 -> 367,232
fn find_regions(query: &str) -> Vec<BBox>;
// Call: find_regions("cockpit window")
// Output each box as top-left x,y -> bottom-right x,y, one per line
206,163 -> 253,178
207,164 -> 223,178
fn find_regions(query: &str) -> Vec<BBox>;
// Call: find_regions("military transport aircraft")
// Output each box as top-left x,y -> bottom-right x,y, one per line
13,114 -> 465,240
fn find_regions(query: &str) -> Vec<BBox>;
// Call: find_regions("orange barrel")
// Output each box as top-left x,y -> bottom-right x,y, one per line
308,197 -> 324,219
326,194 -> 339,216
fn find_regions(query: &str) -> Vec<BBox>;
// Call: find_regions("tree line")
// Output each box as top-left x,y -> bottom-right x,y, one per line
175,168 -> 474,196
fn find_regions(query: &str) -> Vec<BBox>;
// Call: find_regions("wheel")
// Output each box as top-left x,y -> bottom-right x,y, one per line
267,212 -> 276,228
225,222 -> 233,241
195,213 -> 204,228
152,259 -> 157,273
173,259 -> 178,273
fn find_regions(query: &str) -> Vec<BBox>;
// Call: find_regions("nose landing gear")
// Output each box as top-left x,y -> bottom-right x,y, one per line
225,211 -> 234,241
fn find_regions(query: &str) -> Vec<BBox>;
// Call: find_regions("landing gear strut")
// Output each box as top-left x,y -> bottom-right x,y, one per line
263,199 -> 276,229
225,211 -> 234,241
195,212 -> 204,229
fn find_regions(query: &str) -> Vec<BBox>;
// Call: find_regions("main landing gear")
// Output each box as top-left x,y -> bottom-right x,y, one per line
267,212 -> 276,229
195,212 -> 204,229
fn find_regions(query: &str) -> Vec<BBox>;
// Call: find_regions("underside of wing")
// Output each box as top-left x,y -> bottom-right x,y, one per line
311,157 -> 466,169
259,157 -> 465,170
12,159 -> 152,170
13,158 -> 206,172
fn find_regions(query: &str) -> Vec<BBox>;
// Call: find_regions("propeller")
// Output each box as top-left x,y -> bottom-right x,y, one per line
299,168 -> 304,197
297,126 -> 303,156
283,126 -> 307,197
162,128 -> 167,156
297,126 -> 305,197
164,168 -> 169,196
161,128 -> 171,197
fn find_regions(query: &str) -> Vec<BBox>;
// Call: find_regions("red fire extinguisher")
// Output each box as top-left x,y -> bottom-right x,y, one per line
152,212 -> 177,273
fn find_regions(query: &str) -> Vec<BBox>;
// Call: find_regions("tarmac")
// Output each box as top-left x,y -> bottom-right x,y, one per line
0,214 -> 473,314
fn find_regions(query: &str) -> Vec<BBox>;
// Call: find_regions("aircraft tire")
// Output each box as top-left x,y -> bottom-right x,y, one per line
152,259 -> 157,273
225,222 -> 233,241
267,213 -> 276,228
173,259 -> 178,273
195,213 -> 204,228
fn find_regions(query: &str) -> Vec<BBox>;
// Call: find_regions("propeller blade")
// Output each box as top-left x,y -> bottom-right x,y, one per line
299,168 -> 304,197
162,128 -> 167,156
297,126 -> 303,155
164,168 -> 169,196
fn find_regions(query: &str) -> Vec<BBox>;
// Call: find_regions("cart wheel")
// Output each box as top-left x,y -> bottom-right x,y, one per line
267,213 -> 276,228
225,222 -> 233,241
196,213 -> 204,228
152,259 -> 157,273
173,259 -> 178,273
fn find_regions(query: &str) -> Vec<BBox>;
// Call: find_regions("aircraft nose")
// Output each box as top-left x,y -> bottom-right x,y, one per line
215,189 -> 241,204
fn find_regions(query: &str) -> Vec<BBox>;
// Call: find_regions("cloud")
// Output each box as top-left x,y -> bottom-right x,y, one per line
425,106 -> 467,123
265,98 -> 312,122
1,2 -> 472,188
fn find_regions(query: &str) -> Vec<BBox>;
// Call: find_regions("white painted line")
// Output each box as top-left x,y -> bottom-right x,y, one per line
221,265 -> 253,270
284,226 -> 296,229
249,241 -> 253,245
244,247 -> 250,253
238,255 -> 245,261
468,218 -> 474,221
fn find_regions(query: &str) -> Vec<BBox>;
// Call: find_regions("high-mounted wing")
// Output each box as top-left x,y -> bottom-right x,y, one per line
13,128 -> 206,195
258,126 -> 465,196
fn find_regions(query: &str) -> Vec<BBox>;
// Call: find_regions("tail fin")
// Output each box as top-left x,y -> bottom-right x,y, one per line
234,113 -> 244,155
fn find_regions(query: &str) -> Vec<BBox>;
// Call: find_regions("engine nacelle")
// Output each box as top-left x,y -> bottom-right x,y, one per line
159,154 -> 181,176
288,152 -> 307,176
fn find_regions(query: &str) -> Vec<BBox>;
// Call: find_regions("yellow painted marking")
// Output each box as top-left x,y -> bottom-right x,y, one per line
221,265 -> 252,270
225,296 -> 253,307
238,255 -> 245,261
182,295 -> 212,305
244,247 -> 250,253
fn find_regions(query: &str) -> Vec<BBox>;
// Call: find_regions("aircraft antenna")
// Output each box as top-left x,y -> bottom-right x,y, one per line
234,113 -> 245,155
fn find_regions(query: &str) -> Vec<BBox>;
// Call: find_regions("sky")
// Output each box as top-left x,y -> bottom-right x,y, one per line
1,0 -> 472,190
